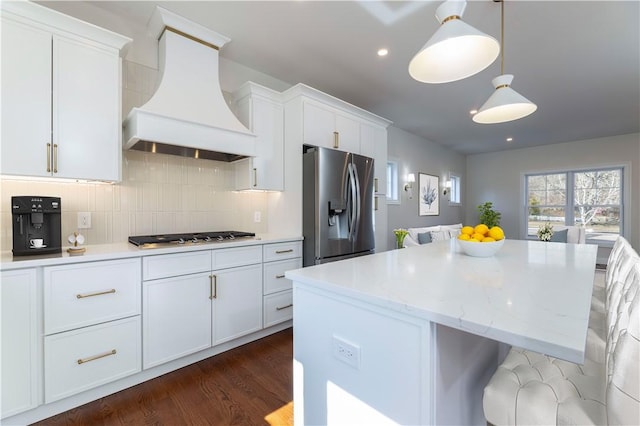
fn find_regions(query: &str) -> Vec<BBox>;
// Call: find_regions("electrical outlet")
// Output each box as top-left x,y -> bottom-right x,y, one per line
77,212 -> 91,229
332,336 -> 360,369
254,211 -> 261,223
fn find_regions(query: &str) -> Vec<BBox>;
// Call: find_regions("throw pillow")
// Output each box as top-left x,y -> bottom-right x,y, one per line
417,232 -> 432,244
550,229 -> 568,243
430,230 -> 449,241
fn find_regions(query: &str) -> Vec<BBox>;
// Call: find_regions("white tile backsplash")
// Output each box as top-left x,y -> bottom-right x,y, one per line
1,150 -> 274,250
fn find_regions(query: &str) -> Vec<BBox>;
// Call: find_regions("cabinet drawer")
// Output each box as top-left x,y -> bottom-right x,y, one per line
143,250 -> 211,280
263,241 -> 302,262
44,316 -> 141,403
44,258 -> 141,335
264,258 -> 301,295
263,290 -> 293,328
212,245 -> 262,270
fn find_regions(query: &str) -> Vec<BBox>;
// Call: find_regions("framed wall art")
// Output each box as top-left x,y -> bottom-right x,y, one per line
418,173 -> 439,216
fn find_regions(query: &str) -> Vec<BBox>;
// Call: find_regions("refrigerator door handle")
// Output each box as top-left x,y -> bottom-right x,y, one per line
347,163 -> 357,240
352,162 -> 361,240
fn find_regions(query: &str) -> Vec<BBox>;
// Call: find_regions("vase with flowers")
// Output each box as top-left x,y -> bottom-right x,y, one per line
393,228 -> 409,249
537,223 -> 554,241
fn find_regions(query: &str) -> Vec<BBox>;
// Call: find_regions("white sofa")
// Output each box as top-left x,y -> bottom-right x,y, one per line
482,236 -> 639,425
403,223 -> 463,247
551,225 -> 587,244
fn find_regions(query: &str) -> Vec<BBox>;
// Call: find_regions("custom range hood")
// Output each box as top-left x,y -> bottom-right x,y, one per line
123,7 -> 255,162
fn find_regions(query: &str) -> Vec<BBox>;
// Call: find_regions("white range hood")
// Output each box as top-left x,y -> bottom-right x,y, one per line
123,7 -> 255,162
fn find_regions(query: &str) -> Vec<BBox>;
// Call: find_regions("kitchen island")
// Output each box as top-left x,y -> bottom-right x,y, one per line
286,239 -> 597,425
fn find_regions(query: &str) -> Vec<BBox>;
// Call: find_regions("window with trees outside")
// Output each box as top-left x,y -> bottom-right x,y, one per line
526,167 -> 623,245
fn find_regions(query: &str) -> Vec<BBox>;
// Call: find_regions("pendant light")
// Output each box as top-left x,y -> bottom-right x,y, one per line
473,0 -> 537,124
408,0 -> 500,84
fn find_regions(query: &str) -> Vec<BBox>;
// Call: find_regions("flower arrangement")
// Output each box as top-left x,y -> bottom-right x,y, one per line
393,228 -> 409,249
537,223 -> 554,241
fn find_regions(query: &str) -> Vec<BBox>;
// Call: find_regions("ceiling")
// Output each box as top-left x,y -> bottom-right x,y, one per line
39,1 -> 639,155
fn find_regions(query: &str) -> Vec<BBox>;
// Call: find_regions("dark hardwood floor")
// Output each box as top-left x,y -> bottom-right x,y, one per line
35,328 -> 293,426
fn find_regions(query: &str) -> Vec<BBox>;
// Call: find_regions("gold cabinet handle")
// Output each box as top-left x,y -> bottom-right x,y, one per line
253,168 -> 257,187
275,274 -> 286,279
275,249 -> 294,254
374,178 -> 379,193
77,349 -> 116,365
276,303 -> 293,311
333,131 -> 339,149
53,143 -> 58,173
76,289 -> 116,299
210,274 -> 217,299
46,143 -> 51,172
374,196 -> 379,211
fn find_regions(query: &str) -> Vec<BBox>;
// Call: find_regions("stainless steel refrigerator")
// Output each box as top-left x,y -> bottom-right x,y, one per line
303,146 -> 375,266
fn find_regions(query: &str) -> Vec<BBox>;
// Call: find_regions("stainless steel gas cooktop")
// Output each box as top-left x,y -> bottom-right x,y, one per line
128,231 -> 256,248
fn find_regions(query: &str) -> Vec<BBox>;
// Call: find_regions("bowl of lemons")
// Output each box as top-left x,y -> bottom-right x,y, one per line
457,224 -> 505,257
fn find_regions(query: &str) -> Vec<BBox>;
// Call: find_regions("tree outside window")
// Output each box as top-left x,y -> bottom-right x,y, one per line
525,168 -> 622,244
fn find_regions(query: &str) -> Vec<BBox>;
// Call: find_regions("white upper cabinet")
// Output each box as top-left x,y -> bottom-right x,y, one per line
1,18 -> 52,178
303,100 -> 360,153
0,2 -> 130,181
233,82 -> 284,191
359,122 -> 388,195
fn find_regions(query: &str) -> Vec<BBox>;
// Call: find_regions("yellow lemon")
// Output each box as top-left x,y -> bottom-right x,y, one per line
482,236 -> 496,243
472,233 -> 486,241
468,238 -> 481,242
474,224 -> 489,236
488,226 -> 505,241
461,226 -> 475,236
458,233 -> 471,241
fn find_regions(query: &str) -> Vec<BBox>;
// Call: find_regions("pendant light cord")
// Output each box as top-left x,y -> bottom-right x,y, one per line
501,0 -> 505,75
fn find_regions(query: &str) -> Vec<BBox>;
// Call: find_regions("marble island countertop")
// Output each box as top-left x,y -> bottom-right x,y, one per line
1,233 -> 303,270
286,239 -> 598,363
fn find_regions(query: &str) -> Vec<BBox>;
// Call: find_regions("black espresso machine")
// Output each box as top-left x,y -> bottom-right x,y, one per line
12,196 -> 62,256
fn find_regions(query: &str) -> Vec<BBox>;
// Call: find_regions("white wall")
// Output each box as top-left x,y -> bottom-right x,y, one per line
387,127 -> 466,249
465,133 -> 640,256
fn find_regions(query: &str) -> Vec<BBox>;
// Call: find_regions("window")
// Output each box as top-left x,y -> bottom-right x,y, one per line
525,167 -> 623,244
386,161 -> 399,204
449,174 -> 461,204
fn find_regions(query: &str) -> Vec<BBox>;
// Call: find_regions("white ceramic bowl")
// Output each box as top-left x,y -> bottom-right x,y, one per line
458,238 -> 505,257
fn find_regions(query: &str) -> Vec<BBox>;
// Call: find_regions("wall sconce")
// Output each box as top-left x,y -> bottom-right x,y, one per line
443,179 -> 452,196
404,173 -> 416,199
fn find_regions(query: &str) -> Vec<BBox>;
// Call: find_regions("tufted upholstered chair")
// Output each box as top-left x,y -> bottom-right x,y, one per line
482,236 -> 639,425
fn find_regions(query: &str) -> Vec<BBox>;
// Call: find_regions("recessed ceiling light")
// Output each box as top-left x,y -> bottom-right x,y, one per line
469,109 -> 478,115
377,48 -> 388,57
506,137 -> 513,142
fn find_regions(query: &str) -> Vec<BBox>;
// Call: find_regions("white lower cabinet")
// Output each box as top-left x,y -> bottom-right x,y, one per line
44,316 -> 141,403
142,246 -> 264,369
262,242 -> 302,327
1,269 -> 39,419
212,263 -> 263,346
143,272 -> 212,369
42,258 -> 142,403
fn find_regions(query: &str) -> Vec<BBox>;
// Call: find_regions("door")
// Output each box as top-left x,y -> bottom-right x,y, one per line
1,269 -> 39,418
1,18 -> 52,177
352,153 -> 376,254
315,148 -> 353,260
54,36 -> 120,180
142,272 -> 212,369
211,264 -> 263,346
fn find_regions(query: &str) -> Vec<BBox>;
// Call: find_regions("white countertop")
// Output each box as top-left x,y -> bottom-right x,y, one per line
1,233 -> 303,270
286,239 -> 597,363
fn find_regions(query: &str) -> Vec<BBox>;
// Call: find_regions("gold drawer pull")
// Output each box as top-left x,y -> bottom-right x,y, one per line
276,303 -> 293,311
53,143 -> 58,173
76,289 -> 116,299
275,249 -> 294,254
77,349 -> 116,365
333,131 -> 339,149
275,274 -> 286,279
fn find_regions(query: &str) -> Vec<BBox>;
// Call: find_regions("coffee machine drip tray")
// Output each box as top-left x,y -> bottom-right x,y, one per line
129,231 -> 256,248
